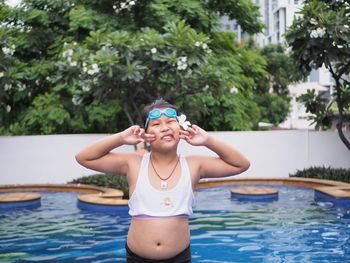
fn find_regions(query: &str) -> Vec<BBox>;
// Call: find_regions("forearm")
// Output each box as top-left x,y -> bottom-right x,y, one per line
204,135 -> 250,170
75,133 -> 124,162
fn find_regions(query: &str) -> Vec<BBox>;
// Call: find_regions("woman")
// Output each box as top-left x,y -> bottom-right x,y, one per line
75,99 -> 250,262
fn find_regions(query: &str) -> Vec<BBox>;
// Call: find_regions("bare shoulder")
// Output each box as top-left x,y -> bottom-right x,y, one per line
125,152 -> 146,175
183,155 -> 204,183
125,152 -> 144,168
185,155 -> 215,165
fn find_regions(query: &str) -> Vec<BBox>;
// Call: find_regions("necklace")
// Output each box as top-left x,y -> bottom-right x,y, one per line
150,155 -> 180,189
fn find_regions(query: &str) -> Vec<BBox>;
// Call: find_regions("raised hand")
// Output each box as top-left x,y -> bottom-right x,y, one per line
120,125 -> 155,145
179,124 -> 209,146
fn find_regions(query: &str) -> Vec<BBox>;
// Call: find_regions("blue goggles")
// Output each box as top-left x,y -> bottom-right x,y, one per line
144,108 -> 178,129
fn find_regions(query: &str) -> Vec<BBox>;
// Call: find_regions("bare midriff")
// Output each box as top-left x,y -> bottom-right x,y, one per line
127,217 -> 190,260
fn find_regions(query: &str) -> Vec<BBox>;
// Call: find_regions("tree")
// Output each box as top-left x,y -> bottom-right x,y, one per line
0,0 -> 265,134
285,0 -> 350,150
253,44 -> 303,126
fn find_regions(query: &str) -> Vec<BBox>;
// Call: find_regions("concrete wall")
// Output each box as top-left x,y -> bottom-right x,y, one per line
0,131 -> 349,185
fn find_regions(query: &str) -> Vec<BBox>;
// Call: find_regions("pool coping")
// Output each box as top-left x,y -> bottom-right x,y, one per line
1,177 -> 350,205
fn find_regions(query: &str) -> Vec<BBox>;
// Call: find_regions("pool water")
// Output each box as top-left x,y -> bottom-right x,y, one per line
1,185 -> 350,262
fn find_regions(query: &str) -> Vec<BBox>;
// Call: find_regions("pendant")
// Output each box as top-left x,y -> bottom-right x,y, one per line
164,197 -> 172,206
160,181 -> 168,189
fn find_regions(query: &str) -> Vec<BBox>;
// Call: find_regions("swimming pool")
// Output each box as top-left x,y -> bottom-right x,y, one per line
1,185 -> 350,262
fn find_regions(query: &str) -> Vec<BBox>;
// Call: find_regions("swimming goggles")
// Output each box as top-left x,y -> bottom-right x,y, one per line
144,108 -> 178,129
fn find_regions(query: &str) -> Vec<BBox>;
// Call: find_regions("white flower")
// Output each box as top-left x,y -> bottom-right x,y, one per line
230,87 -> 238,93
62,49 -> 73,58
6,105 -> 11,112
72,94 -> 82,105
310,27 -> 326,38
69,61 -> 77,67
121,2 -> 126,8
82,85 -> 91,92
87,64 -> 100,75
176,57 -> 188,70
202,43 -> 208,49
151,48 -> 157,54
0,72 -> 4,78
195,41 -> 201,47
177,62 -> 187,70
310,18 -> 317,25
4,84 -> 12,91
203,85 -> 209,91
129,1 -> 136,6
2,47 -> 15,55
178,114 -> 191,131
18,83 -> 26,91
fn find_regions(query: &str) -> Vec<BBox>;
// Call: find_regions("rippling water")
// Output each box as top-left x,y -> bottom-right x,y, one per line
0,186 -> 350,262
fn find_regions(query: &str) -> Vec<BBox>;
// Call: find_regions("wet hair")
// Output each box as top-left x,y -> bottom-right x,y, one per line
142,98 -> 178,129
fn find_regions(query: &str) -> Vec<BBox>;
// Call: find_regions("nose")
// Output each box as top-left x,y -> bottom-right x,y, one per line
160,122 -> 170,132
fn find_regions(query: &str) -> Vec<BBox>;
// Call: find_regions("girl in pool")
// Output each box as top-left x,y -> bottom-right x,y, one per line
75,99 -> 250,263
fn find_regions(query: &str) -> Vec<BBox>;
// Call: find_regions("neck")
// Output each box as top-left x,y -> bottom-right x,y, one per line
150,149 -> 178,164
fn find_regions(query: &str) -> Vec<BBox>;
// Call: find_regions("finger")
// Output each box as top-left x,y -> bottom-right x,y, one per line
179,134 -> 187,140
138,128 -> 144,137
187,127 -> 197,135
137,138 -> 144,143
144,135 -> 156,142
143,132 -> 156,139
132,125 -> 140,135
179,130 -> 189,136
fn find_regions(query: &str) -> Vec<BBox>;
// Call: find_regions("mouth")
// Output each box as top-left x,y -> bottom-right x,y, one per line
161,134 -> 174,141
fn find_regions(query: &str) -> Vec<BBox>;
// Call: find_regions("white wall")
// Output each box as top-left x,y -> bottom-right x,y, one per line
0,131 -> 349,185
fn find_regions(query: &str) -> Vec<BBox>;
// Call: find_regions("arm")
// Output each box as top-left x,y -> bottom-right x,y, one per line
75,125 -> 155,175
180,125 -> 250,179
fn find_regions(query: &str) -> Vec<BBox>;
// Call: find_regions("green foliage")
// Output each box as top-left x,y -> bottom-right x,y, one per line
257,44 -> 302,96
285,0 -> 350,76
297,89 -> 331,130
1,0 -> 266,134
290,166 -> 350,184
251,44 -> 303,126
20,92 -> 70,134
254,93 -> 290,126
69,173 -> 129,198
191,92 -> 260,131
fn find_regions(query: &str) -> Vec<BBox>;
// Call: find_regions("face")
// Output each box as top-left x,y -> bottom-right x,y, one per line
146,108 -> 180,149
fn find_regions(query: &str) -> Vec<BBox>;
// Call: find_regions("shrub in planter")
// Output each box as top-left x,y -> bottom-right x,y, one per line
69,174 -> 129,198
290,166 -> 350,184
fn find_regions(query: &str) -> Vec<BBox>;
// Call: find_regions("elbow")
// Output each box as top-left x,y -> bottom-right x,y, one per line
240,159 -> 250,173
75,152 -> 85,166
244,160 -> 251,171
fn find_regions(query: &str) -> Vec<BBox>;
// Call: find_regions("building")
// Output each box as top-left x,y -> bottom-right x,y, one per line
220,0 -> 333,130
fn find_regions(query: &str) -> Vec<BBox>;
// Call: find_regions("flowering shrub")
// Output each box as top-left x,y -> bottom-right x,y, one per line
0,0 -> 265,134
285,0 -> 350,150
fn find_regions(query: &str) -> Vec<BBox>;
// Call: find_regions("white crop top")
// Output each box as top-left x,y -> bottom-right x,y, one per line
128,153 -> 195,218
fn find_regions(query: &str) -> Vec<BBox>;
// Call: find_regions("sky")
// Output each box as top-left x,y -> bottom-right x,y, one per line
6,0 -> 21,7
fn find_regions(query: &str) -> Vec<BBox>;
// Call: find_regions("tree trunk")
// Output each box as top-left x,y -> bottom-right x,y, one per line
334,78 -> 350,151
